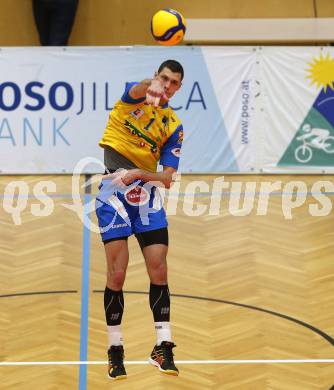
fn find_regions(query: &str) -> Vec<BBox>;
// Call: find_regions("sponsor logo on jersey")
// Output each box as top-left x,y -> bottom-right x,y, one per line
124,185 -> 149,206
171,148 -> 181,157
130,108 -> 144,120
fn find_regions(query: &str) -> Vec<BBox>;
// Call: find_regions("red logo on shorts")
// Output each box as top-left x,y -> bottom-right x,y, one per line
125,186 -> 149,206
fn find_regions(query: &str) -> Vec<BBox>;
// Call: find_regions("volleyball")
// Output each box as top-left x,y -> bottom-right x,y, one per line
151,9 -> 186,46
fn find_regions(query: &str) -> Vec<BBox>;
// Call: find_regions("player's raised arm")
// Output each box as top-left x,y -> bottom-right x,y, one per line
128,79 -> 152,99
129,78 -> 168,107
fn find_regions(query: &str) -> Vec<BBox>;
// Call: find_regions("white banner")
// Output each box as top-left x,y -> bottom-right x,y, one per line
0,47 -> 255,174
1,46 -> 333,174
259,46 -> 334,172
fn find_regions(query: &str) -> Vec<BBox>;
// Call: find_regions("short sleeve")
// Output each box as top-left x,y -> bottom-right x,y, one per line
159,125 -> 183,170
121,82 -> 146,104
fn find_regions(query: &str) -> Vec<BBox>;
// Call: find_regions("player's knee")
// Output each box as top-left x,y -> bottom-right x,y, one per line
149,261 -> 167,283
107,269 -> 126,289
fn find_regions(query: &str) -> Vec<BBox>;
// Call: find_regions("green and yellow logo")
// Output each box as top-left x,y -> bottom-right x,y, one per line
279,53 -> 334,166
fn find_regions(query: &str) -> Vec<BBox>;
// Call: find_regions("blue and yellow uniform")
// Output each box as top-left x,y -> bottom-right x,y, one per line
99,82 -> 183,172
96,82 -> 184,242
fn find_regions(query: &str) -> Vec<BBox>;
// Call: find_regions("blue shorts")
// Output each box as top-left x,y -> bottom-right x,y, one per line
95,178 -> 168,242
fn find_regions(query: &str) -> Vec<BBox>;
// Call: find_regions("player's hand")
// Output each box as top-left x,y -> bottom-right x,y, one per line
146,79 -> 168,107
121,169 -> 143,185
102,169 -> 128,189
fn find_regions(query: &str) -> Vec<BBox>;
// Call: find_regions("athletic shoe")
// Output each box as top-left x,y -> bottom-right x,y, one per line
107,345 -> 127,380
149,341 -> 179,376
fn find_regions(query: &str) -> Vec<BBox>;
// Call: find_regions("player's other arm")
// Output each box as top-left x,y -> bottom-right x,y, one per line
121,166 -> 176,189
140,166 -> 176,189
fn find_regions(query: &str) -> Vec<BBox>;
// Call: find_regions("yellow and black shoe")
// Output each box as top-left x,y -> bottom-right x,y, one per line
149,341 -> 179,376
107,345 -> 127,380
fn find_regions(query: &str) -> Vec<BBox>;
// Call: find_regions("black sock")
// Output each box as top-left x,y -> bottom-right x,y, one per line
104,286 -> 124,326
149,283 -> 170,322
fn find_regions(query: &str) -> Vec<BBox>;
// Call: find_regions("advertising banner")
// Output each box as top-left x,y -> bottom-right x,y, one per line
1,46 -> 333,174
260,47 -> 334,172
0,46 -> 256,174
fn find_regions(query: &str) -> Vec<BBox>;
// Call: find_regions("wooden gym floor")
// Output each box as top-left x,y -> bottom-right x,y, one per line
0,174 -> 333,390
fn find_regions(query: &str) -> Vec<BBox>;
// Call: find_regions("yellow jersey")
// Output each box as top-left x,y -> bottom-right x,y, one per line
99,82 -> 183,172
